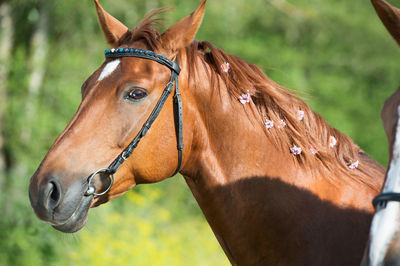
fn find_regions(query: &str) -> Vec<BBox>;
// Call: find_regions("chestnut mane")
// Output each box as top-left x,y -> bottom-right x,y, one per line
118,9 -> 384,190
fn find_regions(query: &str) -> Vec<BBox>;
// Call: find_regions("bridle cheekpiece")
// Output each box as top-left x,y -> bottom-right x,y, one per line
85,48 -> 183,197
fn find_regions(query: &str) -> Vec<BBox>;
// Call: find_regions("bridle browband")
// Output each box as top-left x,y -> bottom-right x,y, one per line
85,48 -> 183,197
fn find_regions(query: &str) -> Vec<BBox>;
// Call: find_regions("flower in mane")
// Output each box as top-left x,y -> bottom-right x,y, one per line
239,91 -> 251,104
329,136 -> 337,148
277,119 -> 286,128
298,110 -> 304,121
221,62 -> 230,73
348,160 -> 359,169
265,119 -> 274,129
310,147 -> 318,155
290,144 -> 302,155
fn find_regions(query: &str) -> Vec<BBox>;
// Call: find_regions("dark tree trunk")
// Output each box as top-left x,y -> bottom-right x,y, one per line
0,2 -> 14,191
21,0 -> 49,143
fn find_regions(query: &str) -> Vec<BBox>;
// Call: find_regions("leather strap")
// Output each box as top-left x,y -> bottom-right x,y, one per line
373,192 -> 400,208
172,74 -> 183,176
105,48 -> 181,74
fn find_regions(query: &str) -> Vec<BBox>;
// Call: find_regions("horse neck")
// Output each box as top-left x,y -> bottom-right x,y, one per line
176,51 -> 383,265
179,69 -> 296,263
179,61 -> 293,183
178,68 -> 377,264
178,55 -> 379,208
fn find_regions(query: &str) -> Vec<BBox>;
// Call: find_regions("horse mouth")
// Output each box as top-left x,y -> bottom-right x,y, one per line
52,195 -> 93,233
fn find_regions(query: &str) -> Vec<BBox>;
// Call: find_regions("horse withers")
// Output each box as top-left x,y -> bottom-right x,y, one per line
29,0 -> 385,265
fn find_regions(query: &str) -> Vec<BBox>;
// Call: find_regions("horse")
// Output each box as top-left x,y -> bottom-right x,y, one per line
362,1 -> 400,265
29,0 -> 386,265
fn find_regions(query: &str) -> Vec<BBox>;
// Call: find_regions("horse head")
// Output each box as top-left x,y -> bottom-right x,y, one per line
28,0 -> 206,233
363,1 -> 400,265
372,0 -> 400,150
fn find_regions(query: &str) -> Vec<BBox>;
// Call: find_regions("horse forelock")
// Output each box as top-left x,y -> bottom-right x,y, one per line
117,8 -> 168,50
115,7 -> 383,190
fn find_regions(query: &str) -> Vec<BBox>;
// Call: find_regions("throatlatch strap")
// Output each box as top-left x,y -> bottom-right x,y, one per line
172,75 -> 183,176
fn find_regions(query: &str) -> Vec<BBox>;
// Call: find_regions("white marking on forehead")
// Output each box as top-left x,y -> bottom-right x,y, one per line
97,59 -> 120,82
368,105 -> 400,266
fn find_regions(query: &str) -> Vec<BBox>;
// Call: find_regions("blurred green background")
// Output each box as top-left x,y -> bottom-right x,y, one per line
1,0 -> 399,265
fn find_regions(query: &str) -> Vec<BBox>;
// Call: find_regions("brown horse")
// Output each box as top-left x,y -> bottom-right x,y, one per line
362,1 -> 400,265
29,0 -> 385,265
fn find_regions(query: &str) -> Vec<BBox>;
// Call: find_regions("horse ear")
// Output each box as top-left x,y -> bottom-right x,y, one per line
371,0 -> 400,46
94,0 -> 129,48
160,0 -> 206,55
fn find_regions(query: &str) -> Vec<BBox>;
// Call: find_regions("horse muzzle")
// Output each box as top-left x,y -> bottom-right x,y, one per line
29,173 -> 94,233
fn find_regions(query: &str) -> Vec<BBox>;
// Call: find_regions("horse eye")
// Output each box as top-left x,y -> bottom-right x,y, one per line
126,89 -> 147,101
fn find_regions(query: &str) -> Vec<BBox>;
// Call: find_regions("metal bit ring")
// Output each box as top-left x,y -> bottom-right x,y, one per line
85,168 -> 114,197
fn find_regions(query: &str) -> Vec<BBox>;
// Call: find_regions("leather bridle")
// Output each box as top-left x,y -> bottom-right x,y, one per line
373,192 -> 400,209
85,48 -> 183,197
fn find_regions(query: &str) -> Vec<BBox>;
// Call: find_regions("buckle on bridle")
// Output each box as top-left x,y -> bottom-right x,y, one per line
121,151 -> 129,161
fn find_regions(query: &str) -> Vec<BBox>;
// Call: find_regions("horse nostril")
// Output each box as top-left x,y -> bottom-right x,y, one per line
31,176 -> 64,220
47,179 -> 62,210
49,182 -> 60,205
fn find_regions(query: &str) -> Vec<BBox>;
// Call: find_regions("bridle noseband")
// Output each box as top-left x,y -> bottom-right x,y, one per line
373,192 -> 400,209
85,48 -> 183,197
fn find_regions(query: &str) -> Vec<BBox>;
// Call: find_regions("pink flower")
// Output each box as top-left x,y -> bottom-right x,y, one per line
265,119 -> 274,129
290,144 -> 302,155
221,62 -> 230,73
348,160 -> 359,169
329,136 -> 337,148
310,147 -> 318,155
277,119 -> 286,128
298,110 -> 304,121
239,92 -> 251,104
